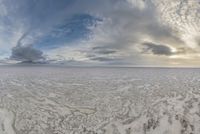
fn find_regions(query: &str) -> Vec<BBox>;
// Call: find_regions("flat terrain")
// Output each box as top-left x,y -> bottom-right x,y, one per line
0,66 -> 200,134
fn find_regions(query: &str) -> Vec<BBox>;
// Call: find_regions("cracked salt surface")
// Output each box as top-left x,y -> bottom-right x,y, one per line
0,66 -> 200,134
0,108 -> 15,134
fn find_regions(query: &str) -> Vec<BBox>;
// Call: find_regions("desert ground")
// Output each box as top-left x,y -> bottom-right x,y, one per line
0,66 -> 200,134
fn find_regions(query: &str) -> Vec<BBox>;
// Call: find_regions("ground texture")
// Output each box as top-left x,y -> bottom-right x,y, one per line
0,66 -> 200,134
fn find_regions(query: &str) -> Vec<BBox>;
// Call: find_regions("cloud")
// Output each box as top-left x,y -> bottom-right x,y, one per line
10,45 -> 44,62
36,14 -> 101,49
196,37 -> 200,46
61,0 -> 183,65
90,57 -> 117,62
142,42 -> 173,56
10,32 -> 44,62
0,0 -> 83,53
44,0 -> 184,66
152,0 -> 200,48
0,0 -> 199,66
92,46 -> 117,54
84,45 -> 125,64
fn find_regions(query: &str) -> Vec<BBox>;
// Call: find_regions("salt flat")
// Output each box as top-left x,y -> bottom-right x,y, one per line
0,66 -> 200,134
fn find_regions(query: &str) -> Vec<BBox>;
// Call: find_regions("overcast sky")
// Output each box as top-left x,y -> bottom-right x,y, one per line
0,0 -> 199,66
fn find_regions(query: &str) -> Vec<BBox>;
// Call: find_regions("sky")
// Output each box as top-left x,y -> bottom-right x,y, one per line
0,0 -> 199,66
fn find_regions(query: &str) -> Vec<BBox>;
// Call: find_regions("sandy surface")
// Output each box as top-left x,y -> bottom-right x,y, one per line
0,108 -> 15,134
0,66 -> 200,134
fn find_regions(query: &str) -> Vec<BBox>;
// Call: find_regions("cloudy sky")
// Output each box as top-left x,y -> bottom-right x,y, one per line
0,0 -> 199,66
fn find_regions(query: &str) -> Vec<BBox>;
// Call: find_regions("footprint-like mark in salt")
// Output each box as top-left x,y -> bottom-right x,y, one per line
0,108 -> 15,134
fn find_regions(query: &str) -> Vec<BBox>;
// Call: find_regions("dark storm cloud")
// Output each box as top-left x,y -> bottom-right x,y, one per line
10,32 -> 44,62
142,42 -> 173,56
10,45 -> 44,62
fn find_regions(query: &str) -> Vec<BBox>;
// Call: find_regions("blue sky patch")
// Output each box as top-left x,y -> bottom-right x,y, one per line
35,14 -> 101,50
